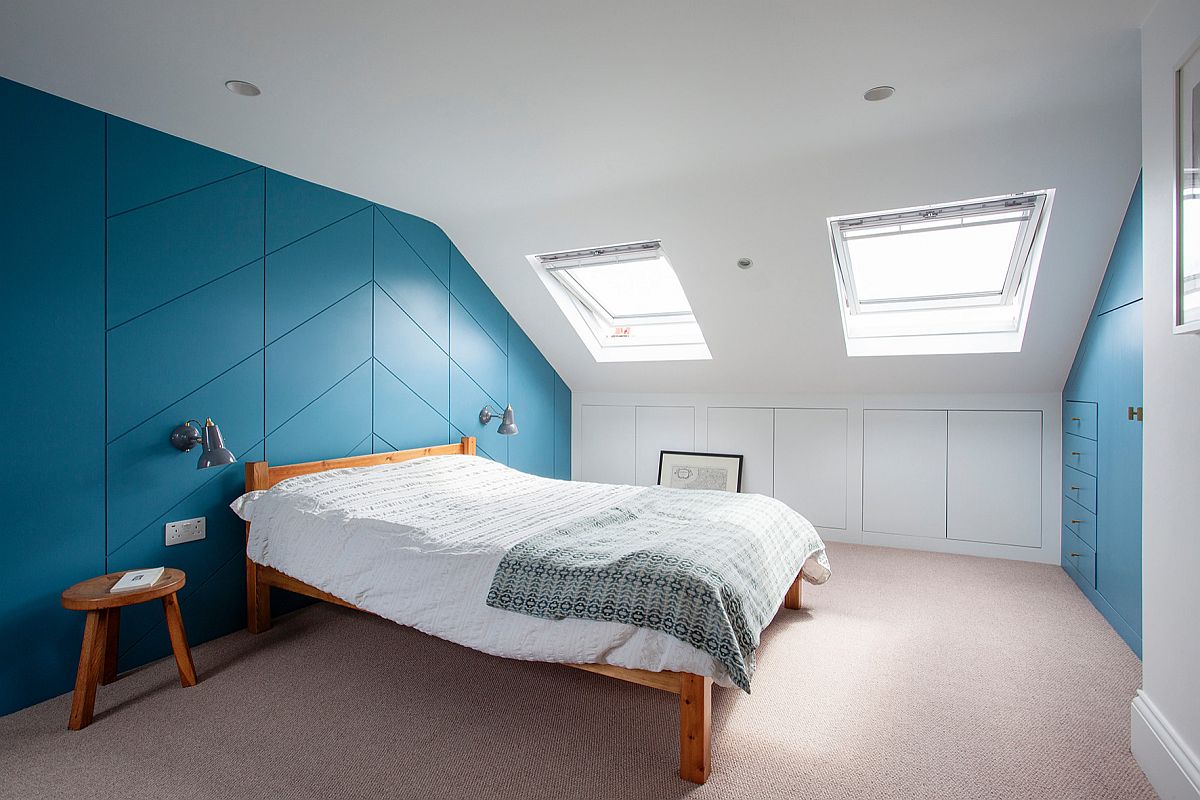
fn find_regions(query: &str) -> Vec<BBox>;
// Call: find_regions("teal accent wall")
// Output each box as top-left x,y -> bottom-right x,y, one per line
0,78 -> 106,722
0,76 -> 572,716
1062,175 -> 1142,656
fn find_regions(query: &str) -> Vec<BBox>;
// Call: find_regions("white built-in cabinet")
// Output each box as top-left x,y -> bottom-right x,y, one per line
946,410 -> 1042,547
577,402 -> 1047,558
862,410 -> 949,537
707,408 -> 774,495
580,405 -> 635,485
633,406 -> 694,486
862,408 -> 1042,544
773,408 -> 848,530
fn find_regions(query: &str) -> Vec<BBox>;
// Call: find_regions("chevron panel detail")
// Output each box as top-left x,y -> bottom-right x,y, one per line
107,169 -> 265,329
376,205 -> 450,286
266,207 -> 373,343
1,78 -> 571,715
451,243 -> 508,353
266,170 -> 372,254
507,318 -> 555,478
375,207 -> 450,351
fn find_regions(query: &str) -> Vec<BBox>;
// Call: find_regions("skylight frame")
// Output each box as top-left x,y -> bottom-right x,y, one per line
529,240 -> 711,363
544,256 -> 696,326
827,189 -> 1054,357
831,194 -> 1045,314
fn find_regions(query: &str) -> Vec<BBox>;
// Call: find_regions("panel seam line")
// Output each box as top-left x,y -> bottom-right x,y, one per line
106,165 -> 262,220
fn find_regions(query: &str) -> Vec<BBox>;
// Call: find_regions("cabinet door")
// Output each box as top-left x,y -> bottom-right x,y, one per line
862,410 -> 948,537
634,406 -> 695,486
947,411 -> 1042,547
707,407 -> 773,495
580,405 -> 635,485
773,408 -> 848,529
1095,301 -> 1143,636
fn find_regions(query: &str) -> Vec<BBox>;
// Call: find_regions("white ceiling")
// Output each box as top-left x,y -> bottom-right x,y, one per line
0,0 -> 1150,394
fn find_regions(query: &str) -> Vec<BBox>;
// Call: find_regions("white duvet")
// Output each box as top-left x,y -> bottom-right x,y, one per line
231,454 -> 827,687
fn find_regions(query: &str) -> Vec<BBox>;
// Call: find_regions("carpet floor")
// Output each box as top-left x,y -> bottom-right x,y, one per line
0,542 -> 1154,800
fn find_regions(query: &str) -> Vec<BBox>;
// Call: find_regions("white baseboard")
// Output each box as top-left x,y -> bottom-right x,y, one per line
1131,690 -> 1200,800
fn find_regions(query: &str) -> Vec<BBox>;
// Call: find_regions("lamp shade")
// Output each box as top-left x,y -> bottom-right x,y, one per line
497,405 -> 518,436
196,418 -> 237,470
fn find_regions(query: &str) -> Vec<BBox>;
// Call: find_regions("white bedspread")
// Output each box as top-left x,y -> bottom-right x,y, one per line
231,455 -> 828,687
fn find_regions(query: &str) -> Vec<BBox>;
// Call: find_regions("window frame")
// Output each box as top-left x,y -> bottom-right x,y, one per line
830,193 -> 1048,316
544,257 -> 696,327
827,190 -> 1054,356
529,239 -> 711,362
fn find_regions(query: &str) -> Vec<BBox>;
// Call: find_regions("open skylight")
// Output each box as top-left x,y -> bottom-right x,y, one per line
829,190 -> 1054,356
529,240 -> 710,362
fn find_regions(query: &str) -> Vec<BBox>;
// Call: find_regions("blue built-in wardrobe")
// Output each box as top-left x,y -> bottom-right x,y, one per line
1062,176 -> 1143,656
0,75 -> 572,717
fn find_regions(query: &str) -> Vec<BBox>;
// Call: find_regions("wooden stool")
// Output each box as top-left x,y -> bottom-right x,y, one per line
60,568 -> 196,730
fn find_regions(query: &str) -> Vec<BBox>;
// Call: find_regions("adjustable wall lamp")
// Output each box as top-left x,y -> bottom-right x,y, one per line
479,404 -> 518,435
169,418 -> 237,469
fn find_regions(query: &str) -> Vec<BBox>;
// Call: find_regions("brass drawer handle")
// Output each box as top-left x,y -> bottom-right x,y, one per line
1070,417 -> 1081,421
1070,552 -> 1081,557
1070,486 -> 1080,491
1070,452 -> 1081,456
1070,519 -> 1082,524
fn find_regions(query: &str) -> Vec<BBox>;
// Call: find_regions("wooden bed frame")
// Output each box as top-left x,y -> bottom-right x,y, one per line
243,435 -> 804,784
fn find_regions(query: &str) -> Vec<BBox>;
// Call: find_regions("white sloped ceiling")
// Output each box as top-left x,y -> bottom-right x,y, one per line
0,0 -> 1150,393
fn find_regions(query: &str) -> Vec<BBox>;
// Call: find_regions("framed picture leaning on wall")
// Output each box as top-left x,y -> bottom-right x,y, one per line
657,451 -> 744,492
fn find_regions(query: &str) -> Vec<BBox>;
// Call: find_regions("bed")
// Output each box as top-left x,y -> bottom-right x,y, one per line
233,436 -> 829,784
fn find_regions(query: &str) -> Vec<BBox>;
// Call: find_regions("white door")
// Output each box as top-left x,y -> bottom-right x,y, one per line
946,410 -> 1042,547
580,405 -> 635,485
773,408 -> 849,529
707,407 -> 774,495
634,406 -> 696,486
862,409 -> 948,537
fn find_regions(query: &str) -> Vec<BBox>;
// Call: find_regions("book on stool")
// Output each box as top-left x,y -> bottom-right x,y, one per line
110,567 -> 165,593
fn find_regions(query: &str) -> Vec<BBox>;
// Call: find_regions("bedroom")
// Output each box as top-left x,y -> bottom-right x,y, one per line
0,1 -> 1196,798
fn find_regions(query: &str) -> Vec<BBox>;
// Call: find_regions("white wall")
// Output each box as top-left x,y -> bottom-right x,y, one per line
573,391 -> 1062,565
1134,3 -> 1200,797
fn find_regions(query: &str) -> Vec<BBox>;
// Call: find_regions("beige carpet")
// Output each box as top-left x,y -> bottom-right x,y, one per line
0,542 -> 1154,800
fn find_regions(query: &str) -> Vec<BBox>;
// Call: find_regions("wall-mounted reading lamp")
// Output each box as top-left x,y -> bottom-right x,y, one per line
170,418 -> 237,469
479,405 -> 518,435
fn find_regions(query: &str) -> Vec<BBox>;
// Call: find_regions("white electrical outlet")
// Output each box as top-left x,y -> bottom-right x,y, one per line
165,516 -> 206,546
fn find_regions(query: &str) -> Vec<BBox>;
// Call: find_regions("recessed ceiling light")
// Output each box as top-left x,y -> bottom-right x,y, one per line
225,80 -> 261,97
737,258 -> 754,270
863,85 -> 895,102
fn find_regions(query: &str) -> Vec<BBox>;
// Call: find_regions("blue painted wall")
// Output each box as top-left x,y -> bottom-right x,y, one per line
0,76 -> 571,716
1062,175 -> 1142,656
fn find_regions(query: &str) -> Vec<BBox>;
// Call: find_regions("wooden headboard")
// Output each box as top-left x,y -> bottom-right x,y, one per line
245,436 -> 477,491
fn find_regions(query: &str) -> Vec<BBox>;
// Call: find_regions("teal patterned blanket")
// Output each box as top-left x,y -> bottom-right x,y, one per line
485,489 -> 829,692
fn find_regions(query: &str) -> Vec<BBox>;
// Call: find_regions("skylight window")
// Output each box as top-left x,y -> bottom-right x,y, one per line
829,190 -> 1054,356
529,241 -> 710,362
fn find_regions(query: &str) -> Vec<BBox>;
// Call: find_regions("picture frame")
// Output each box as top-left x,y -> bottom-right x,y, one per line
1175,41 -> 1200,333
657,450 -> 744,493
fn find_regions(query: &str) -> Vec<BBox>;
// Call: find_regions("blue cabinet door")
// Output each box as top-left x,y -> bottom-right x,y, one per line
1095,300 -> 1143,639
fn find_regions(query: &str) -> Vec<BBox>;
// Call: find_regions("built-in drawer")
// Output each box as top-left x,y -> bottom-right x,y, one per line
1063,433 -> 1097,476
1063,495 -> 1097,549
1064,401 -> 1097,441
1063,465 -> 1097,513
1063,528 -> 1097,588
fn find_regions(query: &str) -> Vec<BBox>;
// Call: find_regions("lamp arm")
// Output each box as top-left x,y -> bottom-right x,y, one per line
169,419 -> 205,452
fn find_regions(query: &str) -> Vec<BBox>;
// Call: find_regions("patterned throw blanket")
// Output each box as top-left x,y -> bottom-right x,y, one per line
486,489 -> 830,692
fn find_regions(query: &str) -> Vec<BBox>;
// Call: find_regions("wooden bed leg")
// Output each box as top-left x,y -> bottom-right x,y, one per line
784,572 -> 803,610
245,461 -> 272,634
679,674 -> 712,784
246,558 -> 271,634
